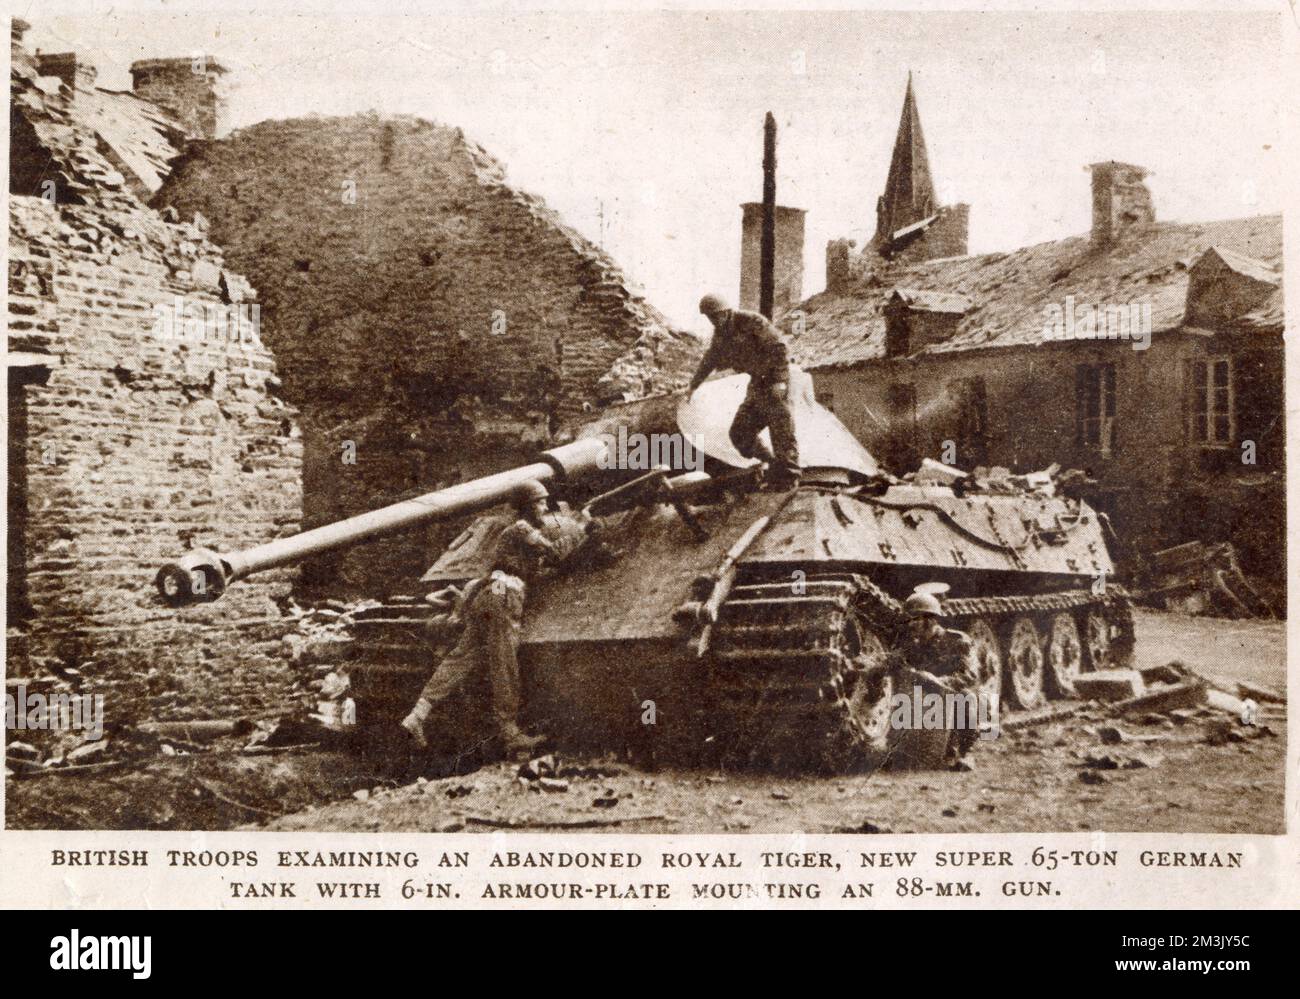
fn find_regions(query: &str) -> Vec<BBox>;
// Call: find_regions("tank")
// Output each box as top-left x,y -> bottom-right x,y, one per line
156,368 -> 1135,772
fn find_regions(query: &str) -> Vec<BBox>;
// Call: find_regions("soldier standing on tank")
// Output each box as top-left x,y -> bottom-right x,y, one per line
899,587 -> 983,772
400,482 -> 590,756
688,293 -> 801,489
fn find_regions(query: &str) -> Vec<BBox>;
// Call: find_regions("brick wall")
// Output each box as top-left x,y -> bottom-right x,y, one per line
884,203 -> 969,265
155,114 -> 697,596
825,205 -> 970,294
7,197 -> 303,721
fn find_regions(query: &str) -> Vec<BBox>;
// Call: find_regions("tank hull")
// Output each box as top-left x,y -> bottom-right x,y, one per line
347,480 -> 1131,772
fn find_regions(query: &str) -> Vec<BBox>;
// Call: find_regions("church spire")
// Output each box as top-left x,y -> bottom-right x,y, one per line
874,72 -> 938,243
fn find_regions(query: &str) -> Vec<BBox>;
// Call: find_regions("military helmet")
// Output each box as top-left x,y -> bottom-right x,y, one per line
698,293 -> 731,317
904,590 -> 944,618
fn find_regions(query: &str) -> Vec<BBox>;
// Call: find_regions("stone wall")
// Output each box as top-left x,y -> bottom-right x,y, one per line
882,203 -> 970,265
7,197 -> 303,722
155,114 -> 698,596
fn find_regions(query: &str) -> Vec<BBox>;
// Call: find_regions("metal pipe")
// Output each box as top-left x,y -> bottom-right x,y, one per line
226,460 -> 560,580
155,437 -> 608,605
760,111 -> 777,320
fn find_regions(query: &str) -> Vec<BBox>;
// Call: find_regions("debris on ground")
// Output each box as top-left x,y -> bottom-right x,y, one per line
1109,677 -> 1208,716
1002,702 -> 1084,730
1236,680 -> 1284,705
1140,541 -> 1275,618
1137,663 -> 1184,686
6,742 -> 40,762
139,719 -> 254,742
1074,670 -> 1145,702
517,754 -> 559,780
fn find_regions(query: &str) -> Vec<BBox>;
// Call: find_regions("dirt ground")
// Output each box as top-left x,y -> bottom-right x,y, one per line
5,609 -> 1288,834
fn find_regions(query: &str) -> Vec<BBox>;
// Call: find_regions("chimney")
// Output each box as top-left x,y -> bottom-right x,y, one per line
130,56 -> 228,140
883,289 -> 971,357
35,52 -> 98,94
739,203 -> 806,318
1087,161 -> 1155,246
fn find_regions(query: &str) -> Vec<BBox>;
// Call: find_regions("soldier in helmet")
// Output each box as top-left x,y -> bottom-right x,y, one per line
899,586 -> 983,772
400,482 -> 590,756
688,293 -> 801,490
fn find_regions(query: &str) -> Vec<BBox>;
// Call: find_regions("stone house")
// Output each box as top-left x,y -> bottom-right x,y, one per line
780,79 -> 1284,596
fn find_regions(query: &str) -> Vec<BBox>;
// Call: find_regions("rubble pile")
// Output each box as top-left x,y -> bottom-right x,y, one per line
279,599 -> 380,726
1003,660 -> 1284,786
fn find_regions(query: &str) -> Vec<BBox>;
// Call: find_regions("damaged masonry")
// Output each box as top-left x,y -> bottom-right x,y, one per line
4,15 -> 1286,839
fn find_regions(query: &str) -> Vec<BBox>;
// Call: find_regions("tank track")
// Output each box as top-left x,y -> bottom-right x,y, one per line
708,573 -> 899,773
335,598 -> 493,763
707,575 -> 1136,772
336,580 -> 1135,772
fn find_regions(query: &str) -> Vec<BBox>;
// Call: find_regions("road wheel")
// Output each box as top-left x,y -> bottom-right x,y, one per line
1045,613 -> 1083,698
1003,617 -> 1045,710
1082,610 -> 1112,671
968,618 -> 1003,723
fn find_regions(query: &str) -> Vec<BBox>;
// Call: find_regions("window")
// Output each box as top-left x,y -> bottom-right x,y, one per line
1186,358 -> 1234,446
1075,363 -> 1116,456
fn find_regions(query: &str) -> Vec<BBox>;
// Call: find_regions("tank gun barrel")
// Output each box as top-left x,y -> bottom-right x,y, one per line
155,438 -> 608,606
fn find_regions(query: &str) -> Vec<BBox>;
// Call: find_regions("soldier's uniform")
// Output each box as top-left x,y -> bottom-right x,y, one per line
410,509 -> 587,747
900,626 -> 982,761
690,308 -> 800,482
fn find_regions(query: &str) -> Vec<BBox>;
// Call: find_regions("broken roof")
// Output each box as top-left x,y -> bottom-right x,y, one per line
11,39 -> 188,207
787,213 -> 1283,370
1193,244 -> 1282,286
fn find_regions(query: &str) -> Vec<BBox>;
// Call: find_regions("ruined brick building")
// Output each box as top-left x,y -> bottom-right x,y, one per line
154,115 -> 698,594
8,23 -> 302,718
782,78 -> 1285,599
8,23 -> 697,722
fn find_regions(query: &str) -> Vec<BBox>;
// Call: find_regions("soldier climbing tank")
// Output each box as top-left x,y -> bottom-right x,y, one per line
156,368 -> 1135,773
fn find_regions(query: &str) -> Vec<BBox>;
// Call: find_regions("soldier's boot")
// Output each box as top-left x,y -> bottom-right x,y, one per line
498,721 -> 545,755
400,698 -> 432,749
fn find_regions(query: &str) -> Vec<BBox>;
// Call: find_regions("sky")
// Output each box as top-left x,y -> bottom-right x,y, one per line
21,5 -> 1287,331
